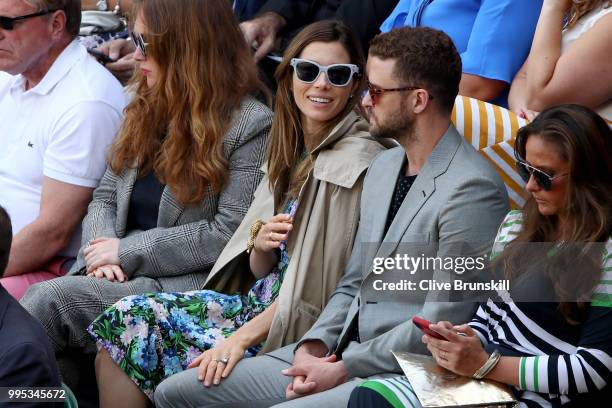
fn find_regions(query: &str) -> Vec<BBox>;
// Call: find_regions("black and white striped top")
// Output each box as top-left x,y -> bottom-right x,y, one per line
469,210 -> 612,407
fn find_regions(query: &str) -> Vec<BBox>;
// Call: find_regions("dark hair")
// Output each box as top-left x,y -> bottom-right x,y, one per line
498,104 -> 612,322
0,207 -> 12,277
268,20 -> 365,203
368,26 -> 461,114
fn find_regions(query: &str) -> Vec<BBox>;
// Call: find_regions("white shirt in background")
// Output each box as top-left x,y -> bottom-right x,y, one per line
0,40 -> 128,257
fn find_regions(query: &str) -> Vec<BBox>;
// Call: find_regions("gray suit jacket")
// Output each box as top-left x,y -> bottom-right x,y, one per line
69,97 -> 272,292
273,125 -> 509,378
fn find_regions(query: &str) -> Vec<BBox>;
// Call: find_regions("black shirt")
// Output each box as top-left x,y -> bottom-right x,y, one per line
384,168 -> 418,235
126,170 -> 165,232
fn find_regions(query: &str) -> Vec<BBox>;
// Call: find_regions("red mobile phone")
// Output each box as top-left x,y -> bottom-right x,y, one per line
412,316 -> 447,340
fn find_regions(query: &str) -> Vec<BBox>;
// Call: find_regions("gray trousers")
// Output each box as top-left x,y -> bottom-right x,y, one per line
155,348 -> 384,408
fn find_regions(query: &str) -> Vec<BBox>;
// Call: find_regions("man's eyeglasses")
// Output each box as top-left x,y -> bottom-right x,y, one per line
131,31 -> 149,58
290,58 -> 359,87
365,82 -> 433,105
516,160 -> 568,191
0,9 -> 58,30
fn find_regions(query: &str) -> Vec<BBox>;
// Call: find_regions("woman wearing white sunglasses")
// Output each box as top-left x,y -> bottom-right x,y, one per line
89,19 -> 391,407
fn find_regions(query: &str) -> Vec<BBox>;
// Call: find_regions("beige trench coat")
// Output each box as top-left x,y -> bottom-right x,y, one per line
204,110 -> 392,353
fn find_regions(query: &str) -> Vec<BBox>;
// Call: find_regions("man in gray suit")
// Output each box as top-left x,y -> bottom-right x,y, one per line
155,27 -> 510,408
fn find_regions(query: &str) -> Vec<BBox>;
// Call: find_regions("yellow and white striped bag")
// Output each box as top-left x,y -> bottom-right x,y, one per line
452,96 -> 529,209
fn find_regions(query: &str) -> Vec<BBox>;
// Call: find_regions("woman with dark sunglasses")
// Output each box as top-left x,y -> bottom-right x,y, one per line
348,104 -> 612,408
88,19 -> 390,407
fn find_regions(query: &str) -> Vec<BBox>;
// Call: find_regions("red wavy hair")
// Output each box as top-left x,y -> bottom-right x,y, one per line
109,0 -> 265,205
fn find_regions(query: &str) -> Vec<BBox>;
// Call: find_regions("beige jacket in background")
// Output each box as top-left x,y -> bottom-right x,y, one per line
204,110 -> 393,353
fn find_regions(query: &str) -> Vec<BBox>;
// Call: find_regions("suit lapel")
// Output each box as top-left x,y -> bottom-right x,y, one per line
374,126 -> 462,261
116,168 -> 137,236
368,147 -> 405,244
157,186 -> 185,227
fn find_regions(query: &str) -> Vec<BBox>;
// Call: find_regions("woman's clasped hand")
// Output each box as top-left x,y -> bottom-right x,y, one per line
83,237 -> 125,282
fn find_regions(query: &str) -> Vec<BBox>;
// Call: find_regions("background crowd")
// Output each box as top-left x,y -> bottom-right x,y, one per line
0,0 -> 610,408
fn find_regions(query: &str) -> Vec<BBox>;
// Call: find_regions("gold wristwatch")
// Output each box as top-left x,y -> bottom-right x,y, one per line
247,219 -> 265,254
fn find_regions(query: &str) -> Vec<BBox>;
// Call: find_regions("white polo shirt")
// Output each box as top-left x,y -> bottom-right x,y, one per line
0,40 -> 127,257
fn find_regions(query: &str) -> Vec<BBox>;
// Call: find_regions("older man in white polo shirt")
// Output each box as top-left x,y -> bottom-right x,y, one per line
0,0 -> 127,299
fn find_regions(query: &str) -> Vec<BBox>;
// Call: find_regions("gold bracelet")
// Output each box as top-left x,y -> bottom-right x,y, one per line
247,219 -> 265,254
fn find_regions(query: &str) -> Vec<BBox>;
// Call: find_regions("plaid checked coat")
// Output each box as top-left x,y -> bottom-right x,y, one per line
20,96 -> 272,355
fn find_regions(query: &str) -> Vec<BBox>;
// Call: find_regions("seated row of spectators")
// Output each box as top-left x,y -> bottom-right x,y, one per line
96,0 -> 611,124
0,0 -> 610,407
88,19 -> 392,406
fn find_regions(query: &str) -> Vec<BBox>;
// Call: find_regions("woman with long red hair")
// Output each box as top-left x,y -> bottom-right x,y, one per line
20,0 -> 272,394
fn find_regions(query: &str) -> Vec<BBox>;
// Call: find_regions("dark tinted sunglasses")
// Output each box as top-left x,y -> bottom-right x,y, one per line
290,58 -> 359,87
130,31 -> 149,58
0,9 -> 58,30
516,160 -> 568,191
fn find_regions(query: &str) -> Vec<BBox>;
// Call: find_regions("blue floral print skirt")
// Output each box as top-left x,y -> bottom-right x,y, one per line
88,199 -> 298,400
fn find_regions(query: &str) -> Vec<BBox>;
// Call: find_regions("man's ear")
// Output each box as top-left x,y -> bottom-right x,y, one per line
49,10 -> 67,39
413,89 -> 431,114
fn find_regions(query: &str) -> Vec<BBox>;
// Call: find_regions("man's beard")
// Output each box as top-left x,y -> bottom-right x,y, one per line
369,102 -> 416,143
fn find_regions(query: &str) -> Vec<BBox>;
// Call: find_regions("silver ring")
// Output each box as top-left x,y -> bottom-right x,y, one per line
213,357 -> 229,365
